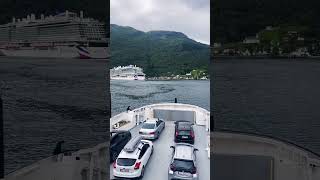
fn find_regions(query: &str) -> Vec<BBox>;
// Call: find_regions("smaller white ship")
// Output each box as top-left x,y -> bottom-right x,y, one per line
110,65 -> 146,80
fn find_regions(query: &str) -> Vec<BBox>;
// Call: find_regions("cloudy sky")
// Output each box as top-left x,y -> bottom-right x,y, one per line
111,0 -> 210,45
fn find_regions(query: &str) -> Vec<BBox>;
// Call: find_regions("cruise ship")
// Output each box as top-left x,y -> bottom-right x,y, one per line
110,65 -> 146,80
0,11 -> 109,59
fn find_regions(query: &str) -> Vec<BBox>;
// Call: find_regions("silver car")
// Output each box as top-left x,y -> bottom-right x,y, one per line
139,118 -> 165,140
168,143 -> 198,180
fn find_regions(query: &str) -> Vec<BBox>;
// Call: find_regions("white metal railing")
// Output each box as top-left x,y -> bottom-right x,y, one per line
110,103 -> 210,131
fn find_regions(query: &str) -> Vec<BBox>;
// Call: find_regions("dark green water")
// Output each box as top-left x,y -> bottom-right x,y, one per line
111,80 -> 210,115
213,58 -> 320,154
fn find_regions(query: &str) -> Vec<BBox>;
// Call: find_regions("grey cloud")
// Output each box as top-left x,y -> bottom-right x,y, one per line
182,0 -> 210,9
111,0 -> 210,44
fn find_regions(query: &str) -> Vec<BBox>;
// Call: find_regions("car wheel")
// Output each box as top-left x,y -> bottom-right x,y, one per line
139,166 -> 145,179
151,146 -> 154,155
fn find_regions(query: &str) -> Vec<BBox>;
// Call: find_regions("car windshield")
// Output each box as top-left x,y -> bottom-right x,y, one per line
178,130 -> 190,136
172,159 -> 194,172
117,158 -> 136,166
142,123 -> 155,129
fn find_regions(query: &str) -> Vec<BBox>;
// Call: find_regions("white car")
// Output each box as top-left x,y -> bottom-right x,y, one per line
139,118 -> 165,140
168,143 -> 198,180
113,136 -> 153,179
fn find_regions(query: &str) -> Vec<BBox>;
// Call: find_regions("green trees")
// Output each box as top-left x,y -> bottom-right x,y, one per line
110,24 -> 210,77
191,69 -> 207,80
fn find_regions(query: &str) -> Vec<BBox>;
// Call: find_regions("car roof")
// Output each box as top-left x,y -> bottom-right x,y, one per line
118,136 -> 145,159
177,121 -> 192,125
145,118 -> 162,123
118,146 -> 141,159
111,130 -> 130,136
144,120 -> 157,124
118,148 -> 140,159
174,143 -> 194,160
110,130 -> 130,133
123,136 -> 142,152
176,120 -> 190,123
178,123 -> 192,130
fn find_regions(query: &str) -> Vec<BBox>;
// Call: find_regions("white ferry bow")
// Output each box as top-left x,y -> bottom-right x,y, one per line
4,102 -> 320,180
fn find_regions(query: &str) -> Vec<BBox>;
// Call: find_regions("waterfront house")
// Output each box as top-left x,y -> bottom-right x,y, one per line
243,36 -> 260,44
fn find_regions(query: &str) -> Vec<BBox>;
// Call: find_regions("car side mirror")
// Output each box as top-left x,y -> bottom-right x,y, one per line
194,148 -> 199,151
170,146 -> 175,149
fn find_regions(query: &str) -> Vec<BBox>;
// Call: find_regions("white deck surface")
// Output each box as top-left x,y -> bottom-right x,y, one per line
110,121 -> 210,180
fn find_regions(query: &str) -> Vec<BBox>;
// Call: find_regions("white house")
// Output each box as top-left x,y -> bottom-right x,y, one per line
243,36 -> 260,44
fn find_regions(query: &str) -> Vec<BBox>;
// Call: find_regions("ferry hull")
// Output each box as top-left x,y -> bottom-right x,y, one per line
0,46 -> 109,59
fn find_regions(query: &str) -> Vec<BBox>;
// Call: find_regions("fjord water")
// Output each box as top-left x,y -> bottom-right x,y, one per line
1,57 -> 108,174
213,58 -> 320,154
111,80 -> 210,115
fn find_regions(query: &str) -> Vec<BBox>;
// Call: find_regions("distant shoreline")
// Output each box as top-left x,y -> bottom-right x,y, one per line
146,78 -> 210,81
213,55 -> 320,60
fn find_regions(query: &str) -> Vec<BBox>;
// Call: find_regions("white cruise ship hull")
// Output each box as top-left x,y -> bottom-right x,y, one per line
111,75 -> 145,80
0,46 -> 109,59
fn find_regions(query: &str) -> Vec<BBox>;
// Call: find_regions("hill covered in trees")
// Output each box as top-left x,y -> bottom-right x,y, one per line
110,24 -> 210,77
212,0 -> 320,43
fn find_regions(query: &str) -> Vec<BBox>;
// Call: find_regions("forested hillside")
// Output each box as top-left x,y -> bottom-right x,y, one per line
111,24 -> 210,76
212,0 -> 320,43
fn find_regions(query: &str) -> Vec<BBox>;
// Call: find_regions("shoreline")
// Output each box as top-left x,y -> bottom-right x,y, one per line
111,79 -> 210,81
213,55 -> 320,59
146,78 -> 210,81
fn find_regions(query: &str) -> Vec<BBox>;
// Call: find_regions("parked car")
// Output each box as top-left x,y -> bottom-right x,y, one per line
139,118 -> 165,140
168,143 -> 198,180
174,121 -> 195,144
175,120 -> 192,131
110,130 -> 131,162
113,136 -> 154,179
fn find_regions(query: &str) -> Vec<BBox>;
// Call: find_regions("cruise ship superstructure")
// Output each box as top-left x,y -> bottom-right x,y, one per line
110,65 -> 146,80
0,11 -> 109,59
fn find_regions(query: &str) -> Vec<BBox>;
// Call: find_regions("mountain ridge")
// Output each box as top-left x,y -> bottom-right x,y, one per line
212,0 -> 320,43
110,24 -> 209,77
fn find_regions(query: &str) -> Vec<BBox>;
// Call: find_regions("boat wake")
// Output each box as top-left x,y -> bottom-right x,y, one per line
114,85 -> 175,100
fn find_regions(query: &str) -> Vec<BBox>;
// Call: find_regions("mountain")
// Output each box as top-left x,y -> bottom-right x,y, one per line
212,0 -> 320,43
110,24 -> 210,77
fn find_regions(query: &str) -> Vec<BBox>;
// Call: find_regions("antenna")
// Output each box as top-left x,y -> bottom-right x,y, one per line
66,10 -> 69,17
80,11 -> 84,19
31,14 -> 35,21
